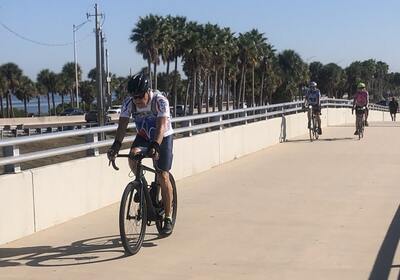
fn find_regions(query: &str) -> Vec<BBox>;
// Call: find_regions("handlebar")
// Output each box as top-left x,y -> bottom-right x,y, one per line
109,147 -> 150,171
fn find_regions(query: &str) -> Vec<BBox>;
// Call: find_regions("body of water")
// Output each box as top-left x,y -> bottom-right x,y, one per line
3,93 -> 117,115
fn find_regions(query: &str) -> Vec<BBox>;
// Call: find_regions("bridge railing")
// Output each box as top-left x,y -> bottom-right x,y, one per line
0,98 -> 387,174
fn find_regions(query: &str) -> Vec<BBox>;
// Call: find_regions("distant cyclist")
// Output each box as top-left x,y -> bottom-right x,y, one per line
352,82 -> 369,134
107,73 -> 174,235
304,81 -> 322,135
389,97 -> 399,121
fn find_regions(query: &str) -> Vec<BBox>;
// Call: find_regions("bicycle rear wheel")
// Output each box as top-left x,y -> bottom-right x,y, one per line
119,182 -> 147,255
156,173 -> 178,236
356,115 -> 362,140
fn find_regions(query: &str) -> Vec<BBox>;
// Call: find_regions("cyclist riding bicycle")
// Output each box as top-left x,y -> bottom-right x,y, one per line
352,82 -> 369,135
107,73 -> 174,235
304,81 -> 322,135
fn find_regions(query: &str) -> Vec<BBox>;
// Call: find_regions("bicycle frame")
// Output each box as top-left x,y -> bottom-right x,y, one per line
112,154 -> 163,222
308,105 -> 319,141
355,107 -> 366,139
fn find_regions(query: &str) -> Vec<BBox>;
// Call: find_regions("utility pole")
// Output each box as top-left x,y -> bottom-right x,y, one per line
88,3 -> 105,128
73,24 -> 78,108
105,49 -> 111,107
100,31 -> 107,108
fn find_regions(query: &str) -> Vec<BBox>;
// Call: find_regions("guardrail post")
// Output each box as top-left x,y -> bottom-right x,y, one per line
188,120 -> 192,137
245,110 -> 248,124
85,133 -> 99,156
3,145 -> 21,173
219,115 -> 223,130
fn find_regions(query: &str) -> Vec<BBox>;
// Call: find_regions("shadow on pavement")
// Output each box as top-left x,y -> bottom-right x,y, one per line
0,234 -> 161,267
369,205 -> 400,280
284,137 -> 355,143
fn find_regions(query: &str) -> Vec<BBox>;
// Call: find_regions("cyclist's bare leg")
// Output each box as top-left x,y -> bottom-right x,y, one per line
157,171 -> 173,217
307,109 -> 311,128
316,113 -> 321,129
128,147 -> 141,173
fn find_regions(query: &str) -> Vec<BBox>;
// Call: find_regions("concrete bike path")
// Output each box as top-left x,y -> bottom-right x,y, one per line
1,122 -> 400,280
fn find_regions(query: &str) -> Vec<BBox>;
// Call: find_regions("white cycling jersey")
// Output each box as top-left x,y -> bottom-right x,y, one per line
306,89 -> 321,106
120,90 -> 173,140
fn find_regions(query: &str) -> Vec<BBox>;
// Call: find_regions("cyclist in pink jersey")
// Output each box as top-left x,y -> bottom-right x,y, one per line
352,82 -> 369,134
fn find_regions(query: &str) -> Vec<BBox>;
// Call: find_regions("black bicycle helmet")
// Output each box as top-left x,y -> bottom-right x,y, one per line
127,73 -> 149,97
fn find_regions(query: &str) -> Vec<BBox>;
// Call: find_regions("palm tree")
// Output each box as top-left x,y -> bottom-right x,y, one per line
80,80 -> 96,110
318,63 -> 343,98
61,62 -> 81,107
169,16 -> 187,116
130,14 -> 163,88
14,76 -> 36,116
0,74 -> 7,117
37,69 -> 58,116
182,21 -> 204,115
34,82 -> 42,116
237,32 -> 254,108
0,63 -> 23,117
276,50 -> 308,102
159,16 -> 174,92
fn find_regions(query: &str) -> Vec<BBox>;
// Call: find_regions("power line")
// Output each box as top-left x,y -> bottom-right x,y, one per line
0,20 -> 93,47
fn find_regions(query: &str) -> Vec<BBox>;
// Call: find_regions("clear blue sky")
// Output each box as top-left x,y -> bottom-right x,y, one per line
1,0 -> 399,80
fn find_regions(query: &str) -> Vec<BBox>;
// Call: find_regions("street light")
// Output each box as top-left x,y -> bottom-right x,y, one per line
73,20 -> 89,108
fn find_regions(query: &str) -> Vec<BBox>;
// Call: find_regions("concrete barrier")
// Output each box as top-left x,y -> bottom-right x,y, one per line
0,116 -> 85,126
0,108 -> 391,244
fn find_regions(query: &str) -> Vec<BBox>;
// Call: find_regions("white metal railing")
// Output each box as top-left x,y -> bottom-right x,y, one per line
0,98 -> 388,173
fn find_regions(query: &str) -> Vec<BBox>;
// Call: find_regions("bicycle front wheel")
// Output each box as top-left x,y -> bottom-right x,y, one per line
119,182 -> 147,255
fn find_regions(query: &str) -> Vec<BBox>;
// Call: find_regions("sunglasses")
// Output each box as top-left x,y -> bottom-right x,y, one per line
133,94 -> 145,99
132,91 -> 147,99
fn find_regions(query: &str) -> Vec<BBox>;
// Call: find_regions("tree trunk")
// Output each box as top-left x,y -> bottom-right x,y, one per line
206,74 -> 210,113
172,57 -> 178,117
61,93 -> 65,108
190,71 -> 196,115
220,64 -> 226,111
0,95 -> 3,117
166,60 -> 170,93
242,70 -> 247,108
184,78 -> 191,116
47,92 -> 51,116
226,79 -> 230,111
238,64 -> 245,108
37,96 -> 41,116
9,90 -> 14,118
252,65 -> 255,107
213,69 -> 217,112
233,79 -> 237,110
153,63 -> 157,89
147,58 -> 152,87
260,73 -> 265,106
6,90 -> 10,118
23,96 -> 28,117
51,92 -> 56,115
198,71 -> 204,115
70,91 -> 74,107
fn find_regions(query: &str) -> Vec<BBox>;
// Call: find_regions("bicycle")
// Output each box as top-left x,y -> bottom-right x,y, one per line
109,149 -> 177,255
308,105 -> 319,142
355,106 -> 366,140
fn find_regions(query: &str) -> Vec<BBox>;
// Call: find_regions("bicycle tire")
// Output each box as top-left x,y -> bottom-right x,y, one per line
156,173 -> 178,236
119,182 -> 147,255
356,115 -> 362,140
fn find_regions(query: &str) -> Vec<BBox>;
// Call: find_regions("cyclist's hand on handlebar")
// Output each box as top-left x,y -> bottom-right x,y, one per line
147,141 -> 160,159
107,140 -> 121,161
